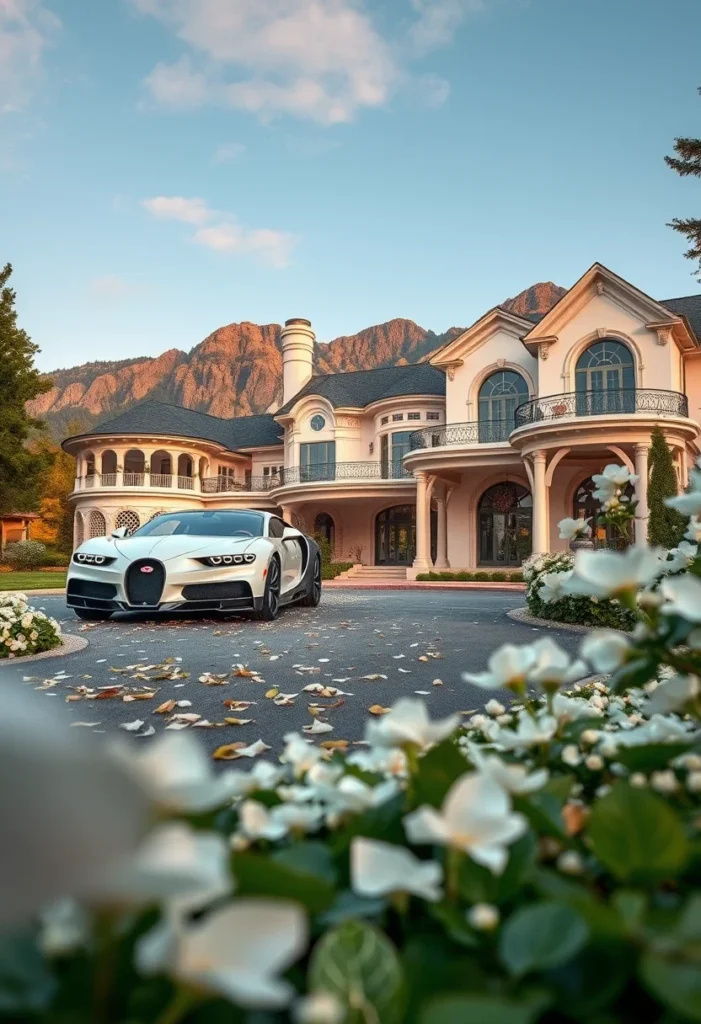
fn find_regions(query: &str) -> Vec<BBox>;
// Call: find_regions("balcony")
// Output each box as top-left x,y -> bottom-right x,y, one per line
77,473 -> 196,491
513,389 -> 689,428
275,462 -> 414,485
201,475 -> 280,494
409,420 -> 512,450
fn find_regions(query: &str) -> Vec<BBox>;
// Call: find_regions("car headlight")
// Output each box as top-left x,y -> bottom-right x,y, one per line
72,553 -> 116,567
195,553 -> 257,567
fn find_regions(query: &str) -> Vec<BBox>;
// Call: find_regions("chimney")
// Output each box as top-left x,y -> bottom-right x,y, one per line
281,318 -> 315,406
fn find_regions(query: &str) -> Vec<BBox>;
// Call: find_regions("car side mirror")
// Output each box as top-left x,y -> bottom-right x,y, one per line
282,526 -> 300,540
111,527 -> 130,539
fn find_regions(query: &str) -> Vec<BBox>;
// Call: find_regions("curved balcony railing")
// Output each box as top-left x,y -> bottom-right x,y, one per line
409,419 -> 512,450
201,475 -> 280,494
276,462 -> 413,486
513,389 -> 689,428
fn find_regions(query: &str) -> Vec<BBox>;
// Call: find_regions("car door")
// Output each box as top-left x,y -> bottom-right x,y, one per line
270,517 -> 303,592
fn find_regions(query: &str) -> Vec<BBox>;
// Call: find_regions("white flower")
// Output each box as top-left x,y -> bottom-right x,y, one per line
537,570 -> 573,604
494,711 -> 558,750
558,517 -> 591,541
346,747 -> 408,777
556,851 -> 584,875
140,899 -> 307,1008
365,698 -> 459,750
660,574 -> 701,622
485,699 -> 506,717
39,899 -> 89,957
272,803 -> 324,833
330,776 -> 399,815
404,773 -> 526,875
467,746 -> 548,795
651,770 -> 678,794
592,464 -> 639,501
463,643 -> 538,692
580,630 -> 630,673
630,772 -> 647,787
239,801 -> 289,842
351,838 -> 443,902
227,761 -> 286,798
685,518 -> 701,544
281,733 -> 324,777
666,491 -> 701,517
581,729 -> 601,745
552,692 -> 601,721
294,993 -> 345,1024
665,542 -> 698,574
687,772 -> 701,793
527,637 -> 588,692
585,754 -> 604,771
0,685 -> 150,928
562,745 -> 582,767
645,675 -> 700,715
467,903 -> 500,930
564,547 -> 665,600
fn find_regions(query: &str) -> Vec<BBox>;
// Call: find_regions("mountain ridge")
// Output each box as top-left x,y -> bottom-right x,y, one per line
29,282 -> 567,439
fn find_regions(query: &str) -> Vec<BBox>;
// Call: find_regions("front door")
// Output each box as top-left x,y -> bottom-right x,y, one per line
375,506 -> 416,565
479,509 -> 532,566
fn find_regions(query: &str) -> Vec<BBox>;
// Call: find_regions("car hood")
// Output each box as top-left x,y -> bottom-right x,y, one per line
112,535 -> 262,561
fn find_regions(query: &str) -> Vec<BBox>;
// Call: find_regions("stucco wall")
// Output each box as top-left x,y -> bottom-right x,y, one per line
445,326 -> 537,424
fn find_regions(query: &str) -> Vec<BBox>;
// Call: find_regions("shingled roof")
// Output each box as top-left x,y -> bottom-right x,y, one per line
661,294 -> 701,343
65,401 -> 283,451
277,363 -> 446,415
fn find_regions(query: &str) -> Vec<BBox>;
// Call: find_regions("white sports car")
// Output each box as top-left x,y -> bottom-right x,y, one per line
66,509 -> 322,622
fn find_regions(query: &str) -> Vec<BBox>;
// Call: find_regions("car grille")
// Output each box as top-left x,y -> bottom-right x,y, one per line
181,581 -> 251,602
125,559 -> 165,606
67,579 -> 117,600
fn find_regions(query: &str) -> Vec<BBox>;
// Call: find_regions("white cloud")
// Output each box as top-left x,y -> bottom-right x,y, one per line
89,275 -> 140,302
408,0 -> 485,54
142,194 -> 295,268
0,0 -> 60,114
141,195 -> 213,224
212,141 -> 246,163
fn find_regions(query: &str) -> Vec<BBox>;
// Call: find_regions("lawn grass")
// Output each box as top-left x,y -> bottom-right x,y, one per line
0,572 -> 67,592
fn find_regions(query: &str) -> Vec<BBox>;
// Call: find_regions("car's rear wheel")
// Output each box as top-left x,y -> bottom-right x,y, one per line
301,554 -> 322,607
254,557 -> 281,621
73,608 -> 113,621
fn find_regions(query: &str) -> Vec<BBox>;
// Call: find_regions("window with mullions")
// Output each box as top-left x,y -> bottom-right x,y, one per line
300,441 -> 336,482
381,432 -> 412,478
478,371 -> 528,441
575,340 -> 635,415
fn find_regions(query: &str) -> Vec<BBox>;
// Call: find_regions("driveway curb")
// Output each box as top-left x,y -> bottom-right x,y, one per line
325,581 -> 525,591
0,633 -> 88,666
507,607 -> 628,634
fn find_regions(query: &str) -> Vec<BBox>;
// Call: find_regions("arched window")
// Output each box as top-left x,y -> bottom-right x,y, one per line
573,476 -> 632,549
151,450 -> 172,487
88,510 -> 107,538
177,454 -> 194,490
478,371 -> 529,441
101,450 -> 117,484
115,510 -> 141,535
85,452 -> 96,486
314,513 -> 335,551
124,450 -> 145,486
575,340 -> 635,415
478,483 -> 532,567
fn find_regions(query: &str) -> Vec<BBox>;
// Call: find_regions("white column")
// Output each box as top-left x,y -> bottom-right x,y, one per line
634,442 -> 650,546
434,495 -> 450,568
532,451 -> 548,554
115,447 -> 124,489
413,471 -> 432,570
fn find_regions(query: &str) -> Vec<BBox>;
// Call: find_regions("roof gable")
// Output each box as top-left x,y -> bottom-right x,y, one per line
276,363 -> 445,416
429,306 -> 534,369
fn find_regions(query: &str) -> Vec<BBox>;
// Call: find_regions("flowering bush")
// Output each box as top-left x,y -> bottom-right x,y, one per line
0,592 -> 61,658
3,465 -> 701,1023
523,550 -> 636,629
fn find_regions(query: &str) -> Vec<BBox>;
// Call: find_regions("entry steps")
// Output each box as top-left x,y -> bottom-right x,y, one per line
335,564 -> 408,581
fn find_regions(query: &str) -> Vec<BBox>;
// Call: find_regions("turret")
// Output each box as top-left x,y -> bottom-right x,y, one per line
281,318 -> 315,406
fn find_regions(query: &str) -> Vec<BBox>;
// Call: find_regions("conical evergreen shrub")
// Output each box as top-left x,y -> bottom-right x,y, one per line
647,425 -> 687,548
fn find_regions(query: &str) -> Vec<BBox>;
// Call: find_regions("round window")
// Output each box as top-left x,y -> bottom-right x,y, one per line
310,415 -> 326,432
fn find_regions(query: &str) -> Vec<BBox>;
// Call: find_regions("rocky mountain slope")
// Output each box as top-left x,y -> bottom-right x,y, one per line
30,283 -> 566,438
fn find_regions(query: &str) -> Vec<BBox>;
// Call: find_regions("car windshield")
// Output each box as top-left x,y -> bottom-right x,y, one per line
131,511 -> 265,538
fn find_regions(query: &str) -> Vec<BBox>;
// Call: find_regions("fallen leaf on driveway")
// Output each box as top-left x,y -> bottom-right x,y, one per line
164,722 -> 191,731
303,719 -> 334,735
321,739 -> 349,750
199,673 -> 229,685
265,687 -> 280,699
212,743 -> 246,760
119,720 -> 145,732
70,722 -> 101,727
360,674 -> 387,681
414,690 -> 430,695
233,665 -> 257,677
418,656 -> 429,663
168,712 -> 201,724
224,717 -> 254,726
236,739 -> 271,758
223,700 -> 255,710
433,679 -> 444,686
95,687 -> 123,699
155,700 -> 177,714
398,668 -> 412,674
123,693 -> 156,702
368,705 -> 391,716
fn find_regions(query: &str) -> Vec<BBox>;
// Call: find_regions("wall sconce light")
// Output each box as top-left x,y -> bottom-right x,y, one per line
369,442 -> 374,455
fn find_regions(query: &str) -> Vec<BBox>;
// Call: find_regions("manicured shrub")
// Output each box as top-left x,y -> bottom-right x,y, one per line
648,425 -> 687,548
321,561 -> 353,580
2,540 -> 47,570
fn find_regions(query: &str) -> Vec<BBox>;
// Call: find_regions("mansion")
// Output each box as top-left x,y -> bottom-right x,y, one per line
63,264 -> 701,578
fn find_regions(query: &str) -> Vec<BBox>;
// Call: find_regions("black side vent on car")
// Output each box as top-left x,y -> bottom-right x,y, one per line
67,579 -> 117,601
125,559 -> 165,607
181,581 -> 251,602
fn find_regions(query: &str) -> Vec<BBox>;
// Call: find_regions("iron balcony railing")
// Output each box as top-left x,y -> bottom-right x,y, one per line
409,419 -> 513,450
514,388 -> 689,428
201,475 -> 280,494
278,462 -> 414,485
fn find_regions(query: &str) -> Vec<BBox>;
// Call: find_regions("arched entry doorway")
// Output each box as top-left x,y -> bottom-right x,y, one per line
376,506 -> 416,566
573,476 -> 632,549
478,483 -> 532,566
314,513 -> 335,549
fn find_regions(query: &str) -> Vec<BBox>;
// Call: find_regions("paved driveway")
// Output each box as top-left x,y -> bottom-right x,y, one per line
1,591 -> 581,758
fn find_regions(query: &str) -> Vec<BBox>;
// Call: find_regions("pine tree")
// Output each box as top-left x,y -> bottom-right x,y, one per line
0,263 -> 52,514
647,426 -> 686,548
665,85 -> 701,279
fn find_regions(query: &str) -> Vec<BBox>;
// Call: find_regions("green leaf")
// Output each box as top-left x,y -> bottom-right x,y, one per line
547,941 -> 633,1016
419,994 -> 542,1024
0,930 -> 57,1014
499,902 -> 589,977
611,890 -> 647,935
615,743 -> 694,773
272,841 -> 337,885
514,776 -> 571,839
427,903 -> 478,948
413,740 -> 470,809
459,833 -> 537,905
588,783 -> 689,882
234,851 -> 335,913
309,920 -> 405,1024
641,951 -> 701,1021
677,894 -> 701,942
319,891 -> 387,927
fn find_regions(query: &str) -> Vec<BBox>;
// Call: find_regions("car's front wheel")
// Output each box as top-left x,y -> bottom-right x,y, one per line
73,608 -> 113,622
301,554 -> 322,607
254,557 -> 281,621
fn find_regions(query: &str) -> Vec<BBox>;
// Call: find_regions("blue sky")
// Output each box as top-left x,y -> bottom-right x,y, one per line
2,0 -> 700,372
